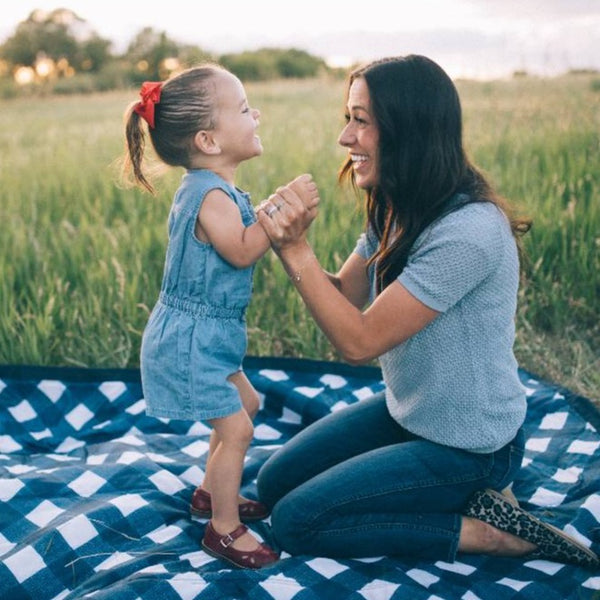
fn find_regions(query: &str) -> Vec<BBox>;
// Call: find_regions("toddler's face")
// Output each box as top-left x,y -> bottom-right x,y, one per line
211,71 -> 262,163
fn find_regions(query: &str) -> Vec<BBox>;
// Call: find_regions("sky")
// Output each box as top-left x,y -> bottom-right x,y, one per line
1,0 -> 599,79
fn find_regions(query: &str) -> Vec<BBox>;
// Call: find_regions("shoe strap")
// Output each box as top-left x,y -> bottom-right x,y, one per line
194,487 -> 211,501
219,523 -> 248,548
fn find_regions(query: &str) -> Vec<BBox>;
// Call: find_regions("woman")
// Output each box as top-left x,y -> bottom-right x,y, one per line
256,55 -> 598,568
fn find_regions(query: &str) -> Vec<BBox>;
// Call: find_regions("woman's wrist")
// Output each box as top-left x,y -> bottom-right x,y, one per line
276,239 -> 310,260
277,241 -> 316,283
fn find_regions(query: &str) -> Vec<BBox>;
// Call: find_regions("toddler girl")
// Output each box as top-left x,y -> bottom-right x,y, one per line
123,64 -> 318,569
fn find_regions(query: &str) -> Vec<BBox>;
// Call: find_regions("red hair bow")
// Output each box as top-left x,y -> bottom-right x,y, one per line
134,81 -> 162,129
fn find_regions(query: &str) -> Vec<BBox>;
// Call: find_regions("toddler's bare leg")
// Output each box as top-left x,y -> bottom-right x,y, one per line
201,371 -> 259,502
206,409 -> 259,551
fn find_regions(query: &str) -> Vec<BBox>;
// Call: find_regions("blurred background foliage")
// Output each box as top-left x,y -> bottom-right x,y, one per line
0,8 -> 339,98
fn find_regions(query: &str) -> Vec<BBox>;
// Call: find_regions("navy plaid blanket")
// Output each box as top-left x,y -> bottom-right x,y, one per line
1,357 -> 599,600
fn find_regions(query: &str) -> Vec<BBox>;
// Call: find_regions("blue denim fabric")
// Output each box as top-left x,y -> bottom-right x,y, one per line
141,170 -> 256,421
257,391 -> 525,561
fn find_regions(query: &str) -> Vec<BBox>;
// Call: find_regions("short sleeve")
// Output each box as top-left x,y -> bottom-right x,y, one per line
398,205 -> 505,312
353,227 -> 377,260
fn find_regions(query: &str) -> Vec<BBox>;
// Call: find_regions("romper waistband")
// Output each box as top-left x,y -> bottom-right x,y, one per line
159,292 -> 245,319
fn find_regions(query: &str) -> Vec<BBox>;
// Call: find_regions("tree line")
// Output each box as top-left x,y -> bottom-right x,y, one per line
0,8 -> 340,97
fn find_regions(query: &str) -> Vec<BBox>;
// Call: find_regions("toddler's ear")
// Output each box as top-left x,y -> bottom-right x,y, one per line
194,130 -> 220,154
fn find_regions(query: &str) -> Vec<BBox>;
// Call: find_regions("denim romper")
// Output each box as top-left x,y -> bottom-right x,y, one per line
140,169 -> 256,421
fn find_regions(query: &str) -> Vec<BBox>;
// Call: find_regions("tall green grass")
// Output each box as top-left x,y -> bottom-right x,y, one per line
0,75 -> 598,402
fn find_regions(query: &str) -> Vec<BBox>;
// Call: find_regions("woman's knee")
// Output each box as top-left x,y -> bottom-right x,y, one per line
270,499 -> 313,555
256,453 -> 283,508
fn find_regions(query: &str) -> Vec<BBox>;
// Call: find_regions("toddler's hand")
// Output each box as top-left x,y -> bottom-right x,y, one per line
256,198 -> 273,215
288,174 -> 319,210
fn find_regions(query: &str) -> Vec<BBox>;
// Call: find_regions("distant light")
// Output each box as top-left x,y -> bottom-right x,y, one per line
35,55 -> 55,78
57,58 -> 70,73
14,66 -> 35,85
326,55 -> 355,69
162,57 -> 180,72
57,57 -> 75,78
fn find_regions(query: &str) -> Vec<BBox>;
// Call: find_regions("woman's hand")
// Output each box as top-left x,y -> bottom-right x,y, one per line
257,174 -> 319,252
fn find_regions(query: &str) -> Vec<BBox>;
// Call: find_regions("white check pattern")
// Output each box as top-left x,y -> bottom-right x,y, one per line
0,358 -> 598,600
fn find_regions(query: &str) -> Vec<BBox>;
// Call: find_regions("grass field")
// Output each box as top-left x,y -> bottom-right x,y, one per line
0,74 -> 598,404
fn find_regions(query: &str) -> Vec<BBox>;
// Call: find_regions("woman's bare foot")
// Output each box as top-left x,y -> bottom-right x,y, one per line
460,516 -> 537,556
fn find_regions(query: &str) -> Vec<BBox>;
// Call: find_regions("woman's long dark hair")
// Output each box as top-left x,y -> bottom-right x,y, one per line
339,55 -> 530,293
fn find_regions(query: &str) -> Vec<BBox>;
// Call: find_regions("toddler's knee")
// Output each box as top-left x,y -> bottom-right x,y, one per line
239,419 -> 255,446
217,413 -> 254,450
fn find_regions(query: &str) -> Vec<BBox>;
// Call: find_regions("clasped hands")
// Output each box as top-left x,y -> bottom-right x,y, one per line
256,174 -> 320,250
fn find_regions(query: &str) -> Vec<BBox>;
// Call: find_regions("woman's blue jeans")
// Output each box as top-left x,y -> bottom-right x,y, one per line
257,391 -> 525,562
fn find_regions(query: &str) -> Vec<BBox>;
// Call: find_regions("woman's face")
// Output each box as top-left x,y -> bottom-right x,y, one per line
337,76 -> 380,189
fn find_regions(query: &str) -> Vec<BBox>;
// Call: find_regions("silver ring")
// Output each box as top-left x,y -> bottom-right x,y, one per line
265,204 -> 277,217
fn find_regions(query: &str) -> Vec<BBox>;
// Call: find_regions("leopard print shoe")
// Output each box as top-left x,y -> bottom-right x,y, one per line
463,488 -> 599,569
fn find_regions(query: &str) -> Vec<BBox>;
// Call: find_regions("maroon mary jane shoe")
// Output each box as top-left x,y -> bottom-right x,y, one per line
190,487 -> 270,522
202,521 -> 279,569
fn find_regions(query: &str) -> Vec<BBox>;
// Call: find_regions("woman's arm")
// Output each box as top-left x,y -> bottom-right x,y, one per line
197,189 -> 270,268
277,240 -> 438,364
324,252 -> 370,309
258,187 -> 439,364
